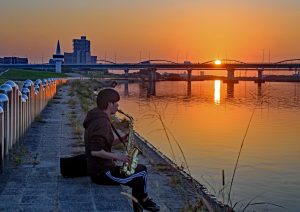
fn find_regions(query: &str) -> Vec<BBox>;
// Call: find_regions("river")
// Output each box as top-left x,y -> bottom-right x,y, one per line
115,80 -> 300,211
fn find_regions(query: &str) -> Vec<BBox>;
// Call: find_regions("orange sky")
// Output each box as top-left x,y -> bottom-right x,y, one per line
1,0 -> 300,63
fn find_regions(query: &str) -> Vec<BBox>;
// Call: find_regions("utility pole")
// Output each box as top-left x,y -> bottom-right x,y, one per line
139,51 -> 142,62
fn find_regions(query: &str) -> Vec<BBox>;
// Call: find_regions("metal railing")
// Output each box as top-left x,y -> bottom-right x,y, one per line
0,78 -> 67,172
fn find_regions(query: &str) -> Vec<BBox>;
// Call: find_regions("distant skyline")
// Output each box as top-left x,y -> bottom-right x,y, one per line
1,0 -> 300,63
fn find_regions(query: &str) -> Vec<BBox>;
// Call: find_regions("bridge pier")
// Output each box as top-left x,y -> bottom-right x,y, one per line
124,69 -> 129,78
148,68 -> 157,82
147,81 -> 156,97
255,68 -> 265,83
223,69 -> 238,83
187,69 -> 192,82
226,82 -> 235,98
187,81 -> 191,97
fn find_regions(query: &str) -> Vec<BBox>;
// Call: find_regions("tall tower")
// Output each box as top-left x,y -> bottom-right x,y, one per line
52,40 -> 64,73
73,36 -> 91,64
63,36 -> 97,64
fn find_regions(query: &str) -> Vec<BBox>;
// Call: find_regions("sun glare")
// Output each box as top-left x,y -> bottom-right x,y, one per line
214,59 -> 222,65
214,80 -> 221,105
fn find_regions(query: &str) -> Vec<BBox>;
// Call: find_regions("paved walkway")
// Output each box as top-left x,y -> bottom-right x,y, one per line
0,84 -> 132,212
0,83 -> 223,212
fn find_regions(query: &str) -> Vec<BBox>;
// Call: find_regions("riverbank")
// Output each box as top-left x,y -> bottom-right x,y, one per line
70,79 -> 231,211
0,79 -> 230,211
0,69 -> 68,85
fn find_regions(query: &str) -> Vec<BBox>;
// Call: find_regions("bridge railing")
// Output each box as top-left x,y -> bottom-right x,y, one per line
0,78 -> 68,172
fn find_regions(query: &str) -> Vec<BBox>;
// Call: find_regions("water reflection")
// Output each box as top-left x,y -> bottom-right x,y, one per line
257,82 -> 262,98
187,81 -> 191,97
226,82 -> 235,99
124,81 -> 129,96
120,81 -> 300,110
115,81 -> 300,212
147,81 -> 156,97
138,82 -> 148,98
124,80 -> 193,99
116,81 -> 300,211
214,80 -> 221,105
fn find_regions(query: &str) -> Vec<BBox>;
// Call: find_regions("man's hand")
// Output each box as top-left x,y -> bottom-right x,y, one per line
114,153 -> 130,163
122,133 -> 129,142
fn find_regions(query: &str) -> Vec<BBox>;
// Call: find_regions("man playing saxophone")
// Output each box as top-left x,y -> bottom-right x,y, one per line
83,88 -> 160,212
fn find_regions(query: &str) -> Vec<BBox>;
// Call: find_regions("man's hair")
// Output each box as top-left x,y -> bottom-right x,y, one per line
97,88 -> 120,110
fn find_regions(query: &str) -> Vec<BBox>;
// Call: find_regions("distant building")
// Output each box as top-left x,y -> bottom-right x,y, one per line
294,71 -> 300,77
63,52 -> 74,64
0,57 -> 28,64
49,40 -> 64,65
91,56 -> 97,64
64,36 -> 97,64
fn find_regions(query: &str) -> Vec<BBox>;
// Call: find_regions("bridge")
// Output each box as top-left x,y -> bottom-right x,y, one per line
1,58 -> 300,83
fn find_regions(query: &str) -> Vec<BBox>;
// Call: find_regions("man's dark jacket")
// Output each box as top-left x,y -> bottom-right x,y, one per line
83,108 -> 115,175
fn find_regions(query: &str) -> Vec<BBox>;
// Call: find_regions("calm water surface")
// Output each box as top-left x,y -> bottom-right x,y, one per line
115,81 -> 300,211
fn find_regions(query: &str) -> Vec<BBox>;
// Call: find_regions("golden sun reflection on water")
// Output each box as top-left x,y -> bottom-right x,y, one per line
116,81 -> 300,211
214,80 -> 221,105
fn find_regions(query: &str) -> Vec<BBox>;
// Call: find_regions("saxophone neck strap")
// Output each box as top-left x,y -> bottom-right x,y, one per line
111,123 -> 126,148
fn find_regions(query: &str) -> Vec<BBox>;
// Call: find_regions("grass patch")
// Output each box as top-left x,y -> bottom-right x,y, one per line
67,99 -> 77,109
153,163 -> 173,172
0,79 -> 8,85
182,200 -> 208,212
68,110 -> 83,143
69,111 -> 76,115
10,145 -> 29,166
70,80 -> 100,113
0,69 -> 67,81
68,90 -> 75,97
169,175 -> 182,187
73,122 -> 82,136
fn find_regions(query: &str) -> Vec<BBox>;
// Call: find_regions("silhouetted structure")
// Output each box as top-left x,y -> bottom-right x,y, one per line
0,57 -> 28,64
51,40 -> 64,73
64,36 -> 97,64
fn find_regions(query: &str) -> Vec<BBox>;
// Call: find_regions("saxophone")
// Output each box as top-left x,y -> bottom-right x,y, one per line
118,110 -> 140,176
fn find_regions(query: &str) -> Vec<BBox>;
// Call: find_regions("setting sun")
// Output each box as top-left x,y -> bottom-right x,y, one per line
214,59 -> 222,65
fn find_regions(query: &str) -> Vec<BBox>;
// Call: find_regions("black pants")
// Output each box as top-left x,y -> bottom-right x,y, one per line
91,164 -> 148,202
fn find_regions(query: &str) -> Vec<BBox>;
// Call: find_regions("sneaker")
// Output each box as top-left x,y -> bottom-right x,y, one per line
141,197 -> 160,212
